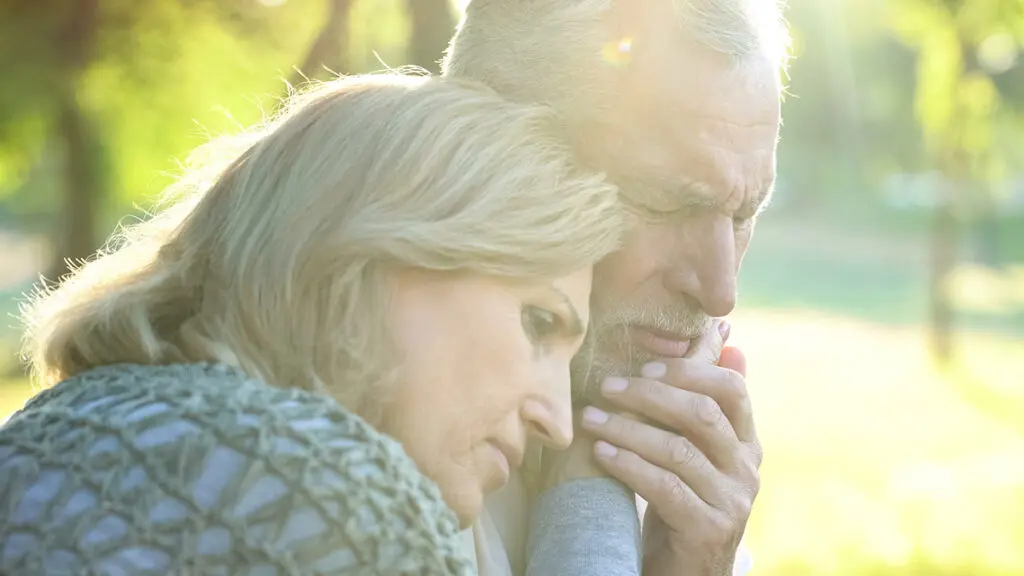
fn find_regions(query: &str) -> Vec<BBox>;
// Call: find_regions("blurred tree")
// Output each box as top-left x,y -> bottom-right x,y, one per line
887,0 -> 1024,363
0,0 -> 308,279
779,0 -> 926,214
290,0 -> 354,86
0,0 -> 107,280
406,0 -> 456,73
51,0 -> 104,282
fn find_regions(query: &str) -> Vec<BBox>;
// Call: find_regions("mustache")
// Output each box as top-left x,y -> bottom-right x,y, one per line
570,302 -> 711,401
595,302 -> 711,338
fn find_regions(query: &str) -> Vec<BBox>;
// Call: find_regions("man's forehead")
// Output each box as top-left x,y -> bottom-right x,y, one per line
573,49 -> 781,212
575,105 -> 777,201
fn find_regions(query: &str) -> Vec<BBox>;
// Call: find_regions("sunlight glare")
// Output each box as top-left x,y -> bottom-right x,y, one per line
601,36 -> 633,67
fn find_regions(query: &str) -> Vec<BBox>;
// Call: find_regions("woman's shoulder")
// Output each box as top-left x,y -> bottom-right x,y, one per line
13,362 -> 354,425
3,362 -> 413,482
0,363 -> 474,574
8,362 -> 393,453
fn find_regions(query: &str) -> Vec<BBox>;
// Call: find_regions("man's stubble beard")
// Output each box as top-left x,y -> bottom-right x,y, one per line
570,298 -> 712,402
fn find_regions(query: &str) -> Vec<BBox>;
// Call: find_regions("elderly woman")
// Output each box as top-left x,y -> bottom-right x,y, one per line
0,75 -> 628,574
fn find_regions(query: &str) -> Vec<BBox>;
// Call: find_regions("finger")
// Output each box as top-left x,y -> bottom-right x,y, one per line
719,346 -> 746,377
581,407 -> 727,505
599,377 -> 740,469
715,347 -> 758,463
591,440 -> 717,533
636,360 -> 756,445
685,319 -> 729,365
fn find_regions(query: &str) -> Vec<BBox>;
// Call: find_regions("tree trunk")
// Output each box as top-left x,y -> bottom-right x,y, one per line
289,0 -> 354,87
406,0 -> 456,74
819,0 -> 865,202
929,170 -> 959,366
974,164 -> 1001,268
48,92 -> 103,282
47,0 -> 102,282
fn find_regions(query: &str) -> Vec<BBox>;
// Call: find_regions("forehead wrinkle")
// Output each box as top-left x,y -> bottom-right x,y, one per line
668,169 -> 773,217
675,111 -> 778,130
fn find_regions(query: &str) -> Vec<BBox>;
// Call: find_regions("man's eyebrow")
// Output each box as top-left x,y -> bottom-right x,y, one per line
622,175 -> 718,210
619,174 -> 773,214
549,287 -> 585,338
673,180 -> 720,209
672,178 -> 776,214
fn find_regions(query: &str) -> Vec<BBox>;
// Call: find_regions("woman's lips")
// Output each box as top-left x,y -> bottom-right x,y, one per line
630,326 -> 693,358
489,441 -> 510,481
485,439 -> 522,490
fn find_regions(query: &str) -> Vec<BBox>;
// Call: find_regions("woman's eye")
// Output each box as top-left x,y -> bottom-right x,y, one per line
521,305 -> 561,343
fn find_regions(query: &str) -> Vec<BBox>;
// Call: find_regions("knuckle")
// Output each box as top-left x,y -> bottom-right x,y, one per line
612,413 -> 638,436
708,513 -> 734,542
659,473 -> 687,504
665,437 -> 699,469
719,370 -> 749,405
733,450 -> 761,492
745,461 -> 761,487
749,468 -> 762,495
727,487 -> 754,516
726,369 -> 748,394
751,441 -> 764,468
636,377 -> 661,398
692,395 -> 724,427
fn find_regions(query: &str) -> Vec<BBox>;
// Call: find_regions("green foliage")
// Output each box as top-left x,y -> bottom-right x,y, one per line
887,0 -> 1024,174
83,1 -> 323,208
0,0 -> 433,225
0,0 -> 330,221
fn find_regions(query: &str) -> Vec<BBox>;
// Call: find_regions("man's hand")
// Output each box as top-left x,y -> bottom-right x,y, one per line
579,323 -> 761,576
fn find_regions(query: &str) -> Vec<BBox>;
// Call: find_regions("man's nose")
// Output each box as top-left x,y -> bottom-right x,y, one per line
663,215 -> 738,318
521,374 -> 574,450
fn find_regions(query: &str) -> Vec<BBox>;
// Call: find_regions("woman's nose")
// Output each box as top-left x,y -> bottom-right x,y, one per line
521,386 -> 574,450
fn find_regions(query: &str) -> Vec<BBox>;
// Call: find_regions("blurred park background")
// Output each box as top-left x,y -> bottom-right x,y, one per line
1,0 -> 1022,573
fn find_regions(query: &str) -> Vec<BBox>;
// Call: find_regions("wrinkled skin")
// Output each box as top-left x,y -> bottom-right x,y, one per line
549,2 -> 781,574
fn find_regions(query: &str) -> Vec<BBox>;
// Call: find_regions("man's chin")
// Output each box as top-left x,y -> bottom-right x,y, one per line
570,356 -> 632,404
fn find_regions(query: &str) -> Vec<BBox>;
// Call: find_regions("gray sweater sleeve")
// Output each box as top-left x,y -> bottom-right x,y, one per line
526,478 -> 642,576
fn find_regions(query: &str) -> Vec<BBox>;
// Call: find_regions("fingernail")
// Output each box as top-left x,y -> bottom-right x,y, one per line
602,377 -> 628,394
641,362 -> 666,379
719,320 -> 732,341
594,441 -> 618,458
581,406 -> 609,425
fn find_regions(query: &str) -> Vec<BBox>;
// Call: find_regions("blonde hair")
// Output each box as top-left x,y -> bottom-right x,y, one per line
20,74 -> 626,419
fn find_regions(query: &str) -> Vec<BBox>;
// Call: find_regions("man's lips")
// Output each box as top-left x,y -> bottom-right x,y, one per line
630,326 -> 694,358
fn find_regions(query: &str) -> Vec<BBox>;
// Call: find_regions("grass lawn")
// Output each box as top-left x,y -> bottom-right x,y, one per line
2,307 -> 1022,574
730,309 -> 1024,575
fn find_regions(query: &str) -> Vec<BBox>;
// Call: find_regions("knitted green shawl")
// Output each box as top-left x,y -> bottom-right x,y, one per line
0,362 -> 476,575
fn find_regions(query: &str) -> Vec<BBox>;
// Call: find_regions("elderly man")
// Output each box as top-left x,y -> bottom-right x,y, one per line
443,1 -> 790,575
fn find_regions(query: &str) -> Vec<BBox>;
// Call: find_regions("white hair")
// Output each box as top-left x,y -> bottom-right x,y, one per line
443,0 -> 790,121
20,74 -> 627,422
